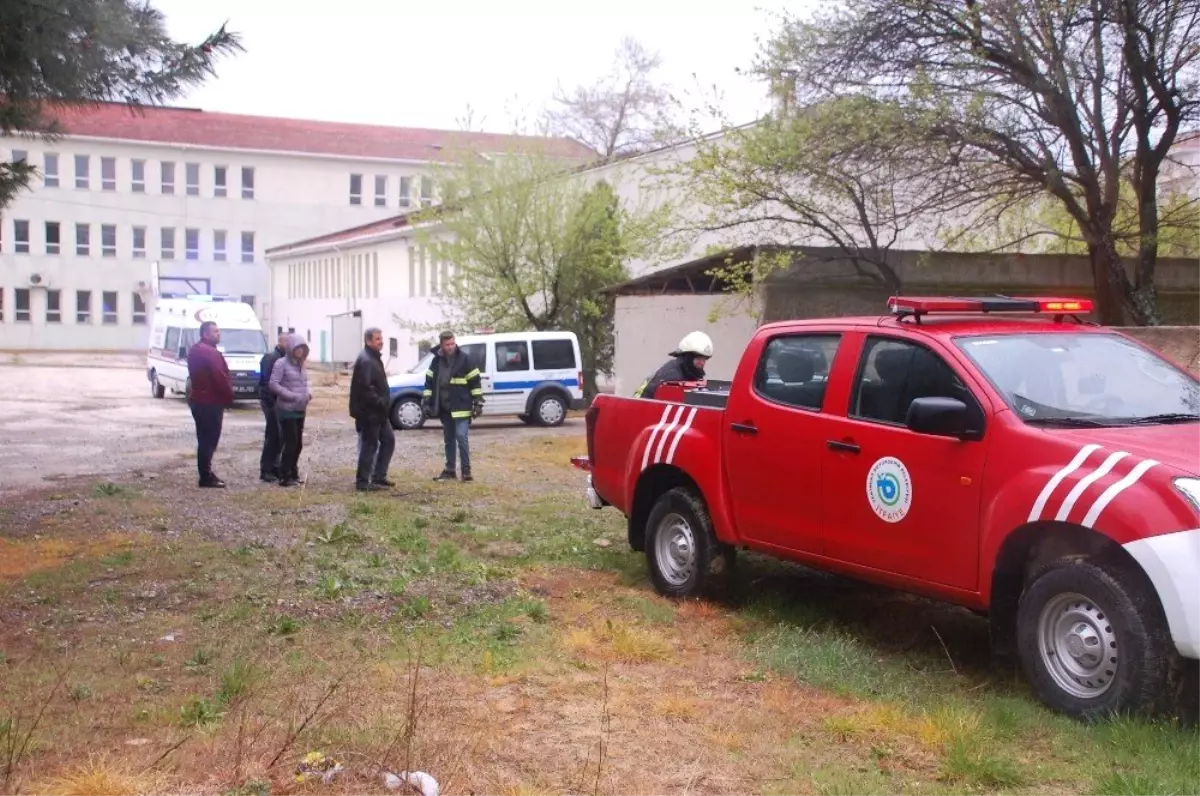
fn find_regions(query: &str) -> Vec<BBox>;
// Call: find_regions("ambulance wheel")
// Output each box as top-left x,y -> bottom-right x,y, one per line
1017,557 -> 1173,720
391,397 -> 426,431
150,371 -> 165,399
533,393 -> 567,427
645,487 -> 732,598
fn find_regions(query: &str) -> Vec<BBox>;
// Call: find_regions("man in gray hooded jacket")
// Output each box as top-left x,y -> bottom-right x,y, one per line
269,333 -> 312,487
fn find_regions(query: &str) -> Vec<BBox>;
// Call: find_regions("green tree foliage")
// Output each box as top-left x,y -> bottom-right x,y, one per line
419,150 -> 663,400
0,0 -> 243,208
757,0 -> 1200,325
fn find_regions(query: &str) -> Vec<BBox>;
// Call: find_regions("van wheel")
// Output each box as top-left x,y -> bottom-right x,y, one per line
391,397 -> 426,430
518,414 -> 534,425
533,393 -> 567,427
645,487 -> 733,598
150,371 -> 165,399
1017,557 -> 1173,720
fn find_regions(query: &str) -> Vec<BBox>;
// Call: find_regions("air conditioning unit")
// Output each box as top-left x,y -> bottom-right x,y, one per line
28,273 -> 49,288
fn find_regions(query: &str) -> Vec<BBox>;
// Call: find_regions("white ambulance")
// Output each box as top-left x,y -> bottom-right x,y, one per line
146,296 -> 269,401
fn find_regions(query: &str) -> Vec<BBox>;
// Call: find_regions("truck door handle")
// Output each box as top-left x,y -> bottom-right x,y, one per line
826,439 -> 860,454
731,422 -> 758,435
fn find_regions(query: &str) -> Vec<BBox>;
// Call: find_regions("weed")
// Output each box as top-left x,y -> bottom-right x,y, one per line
99,550 -> 134,567
224,779 -> 271,796
939,738 -> 1026,789
267,614 -> 301,637
38,757 -> 163,796
366,552 -> 386,568
434,542 -> 465,572
492,621 -> 522,644
387,526 -> 428,555
68,684 -> 92,703
400,596 -> 431,619
93,482 -> 127,497
179,696 -> 223,728
316,522 -> 359,546
523,599 -> 548,624
216,659 -> 257,706
449,509 -> 469,524
184,648 -> 214,669
316,574 -> 350,601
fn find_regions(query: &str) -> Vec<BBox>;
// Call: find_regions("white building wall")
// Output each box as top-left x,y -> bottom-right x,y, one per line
0,136 -> 439,351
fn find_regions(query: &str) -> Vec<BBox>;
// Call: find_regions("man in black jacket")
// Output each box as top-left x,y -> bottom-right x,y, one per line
423,330 -> 483,482
258,331 -> 288,482
350,327 -> 396,492
633,331 -> 714,400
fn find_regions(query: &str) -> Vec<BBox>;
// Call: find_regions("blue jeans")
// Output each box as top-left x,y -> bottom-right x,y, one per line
440,414 -> 470,472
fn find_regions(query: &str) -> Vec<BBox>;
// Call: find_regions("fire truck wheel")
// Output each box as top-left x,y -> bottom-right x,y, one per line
1016,557 -> 1173,720
645,487 -> 728,598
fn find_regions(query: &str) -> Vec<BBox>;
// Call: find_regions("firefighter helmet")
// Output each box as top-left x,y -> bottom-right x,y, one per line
672,331 -> 714,358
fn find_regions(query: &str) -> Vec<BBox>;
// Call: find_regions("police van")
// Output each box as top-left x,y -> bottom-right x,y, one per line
387,330 -> 586,429
146,296 -> 269,401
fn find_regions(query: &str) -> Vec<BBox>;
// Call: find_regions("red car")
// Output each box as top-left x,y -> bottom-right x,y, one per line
574,296 -> 1199,719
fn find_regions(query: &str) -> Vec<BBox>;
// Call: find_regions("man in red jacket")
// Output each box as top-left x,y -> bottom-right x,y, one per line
187,320 -> 234,488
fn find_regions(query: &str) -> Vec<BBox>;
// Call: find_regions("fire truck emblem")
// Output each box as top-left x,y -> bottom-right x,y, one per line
867,456 -> 912,523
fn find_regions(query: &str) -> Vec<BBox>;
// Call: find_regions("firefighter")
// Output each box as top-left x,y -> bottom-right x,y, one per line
633,331 -> 714,400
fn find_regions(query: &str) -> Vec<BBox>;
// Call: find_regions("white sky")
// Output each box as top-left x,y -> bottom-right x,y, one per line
153,0 -> 808,135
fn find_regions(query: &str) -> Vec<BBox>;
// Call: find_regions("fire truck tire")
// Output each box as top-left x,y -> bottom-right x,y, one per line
1016,557 -> 1173,720
645,487 -> 731,598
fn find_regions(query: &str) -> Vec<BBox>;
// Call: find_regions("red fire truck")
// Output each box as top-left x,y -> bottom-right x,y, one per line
573,296 -> 1199,718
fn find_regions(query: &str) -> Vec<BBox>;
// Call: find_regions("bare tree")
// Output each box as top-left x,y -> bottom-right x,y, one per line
760,0 -> 1200,325
544,37 -> 683,161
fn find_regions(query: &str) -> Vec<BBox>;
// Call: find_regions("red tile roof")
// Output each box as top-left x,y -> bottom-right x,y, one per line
47,101 -> 597,163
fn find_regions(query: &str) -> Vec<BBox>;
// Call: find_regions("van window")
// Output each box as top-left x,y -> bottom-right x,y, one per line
164,327 -> 180,353
461,343 -> 487,372
496,341 -> 529,372
532,339 -> 576,370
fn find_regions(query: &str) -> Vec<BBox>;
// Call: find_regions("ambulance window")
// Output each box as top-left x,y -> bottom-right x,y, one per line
755,334 -> 841,411
164,328 -> 180,352
852,337 -> 981,427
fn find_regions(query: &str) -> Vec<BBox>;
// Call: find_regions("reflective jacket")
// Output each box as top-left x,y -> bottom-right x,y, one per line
423,348 -> 483,419
634,356 -> 704,400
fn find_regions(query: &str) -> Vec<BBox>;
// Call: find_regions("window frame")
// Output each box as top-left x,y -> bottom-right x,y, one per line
214,229 -> 227,262
101,156 -> 116,191
44,221 -> 60,255
161,226 -> 176,260
15,288 -> 31,322
131,159 -> 146,192
349,173 -> 363,205
43,153 -> 59,187
132,226 -> 146,259
374,174 -> 387,207
76,290 -> 92,324
751,332 -> 844,414
101,291 -> 119,325
161,161 -> 175,195
495,340 -> 530,373
530,338 -> 578,371
132,293 -> 147,325
214,165 -> 228,197
848,334 -> 986,433
185,162 -> 201,196
75,222 -> 90,256
241,166 -> 255,199
45,289 -> 61,324
74,154 -> 89,189
101,224 -> 117,257
185,227 -> 200,261
13,219 -> 30,254
240,231 -> 255,263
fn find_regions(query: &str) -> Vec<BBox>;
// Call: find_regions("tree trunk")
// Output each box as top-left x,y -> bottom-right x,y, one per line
1088,241 -> 1130,326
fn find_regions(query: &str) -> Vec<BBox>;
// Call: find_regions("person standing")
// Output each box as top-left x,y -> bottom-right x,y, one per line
269,333 -> 313,487
422,331 -> 483,482
349,327 -> 396,492
187,320 -> 234,488
258,331 -> 288,482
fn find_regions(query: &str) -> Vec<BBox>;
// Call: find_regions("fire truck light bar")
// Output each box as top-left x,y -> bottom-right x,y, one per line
888,296 -> 1093,316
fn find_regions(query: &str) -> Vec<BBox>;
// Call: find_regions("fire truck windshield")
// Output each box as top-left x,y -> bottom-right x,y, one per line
956,332 -> 1199,425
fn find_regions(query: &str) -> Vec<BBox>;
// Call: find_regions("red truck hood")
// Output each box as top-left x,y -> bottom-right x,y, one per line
1047,424 -> 1200,477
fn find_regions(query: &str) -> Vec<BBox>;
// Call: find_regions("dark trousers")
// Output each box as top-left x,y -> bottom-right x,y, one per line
189,403 -> 224,482
279,415 -> 306,480
260,403 -> 282,477
356,418 -> 396,485
440,413 -> 471,472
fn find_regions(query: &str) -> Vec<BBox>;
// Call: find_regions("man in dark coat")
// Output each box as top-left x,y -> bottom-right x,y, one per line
258,331 -> 287,482
349,327 -> 396,492
422,331 -> 483,482
633,331 -> 714,400
187,320 -> 234,488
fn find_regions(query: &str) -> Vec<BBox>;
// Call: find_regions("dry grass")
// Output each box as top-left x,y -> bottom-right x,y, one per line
33,757 -> 165,796
0,533 -> 139,579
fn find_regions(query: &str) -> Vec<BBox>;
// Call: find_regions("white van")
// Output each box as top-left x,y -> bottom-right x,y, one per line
146,296 -> 269,401
387,330 -> 586,429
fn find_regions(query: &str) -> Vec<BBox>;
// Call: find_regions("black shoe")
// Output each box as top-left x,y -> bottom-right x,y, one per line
371,478 -> 396,487
433,470 -> 456,482
278,477 -> 299,487
260,472 -> 278,483
200,477 -> 226,489
356,482 -> 384,492
461,470 -> 473,482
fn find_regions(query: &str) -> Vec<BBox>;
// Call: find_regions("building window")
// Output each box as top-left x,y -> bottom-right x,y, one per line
14,220 -> 29,253
214,229 -> 227,262
15,288 -> 31,322
45,290 -> 61,324
74,154 -> 89,189
374,175 -> 387,207
214,166 -> 227,197
0,288 -> 4,322
101,156 -> 116,190
75,223 -> 90,256
132,226 -> 146,259
45,221 -> 60,255
240,231 -> 255,263
420,177 -> 433,207
131,159 -> 146,192
161,227 -> 175,260
241,166 -> 254,199
349,173 -> 363,205
399,176 -> 412,208
186,228 -> 199,260
161,161 -> 175,194
102,224 -> 117,257
132,293 -> 147,325
102,291 -> 118,325
76,290 -> 92,324
389,337 -> 398,357
43,153 -> 59,187
185,162 -> 200,196
12,149 -> 26,164
240,294 -> 255,308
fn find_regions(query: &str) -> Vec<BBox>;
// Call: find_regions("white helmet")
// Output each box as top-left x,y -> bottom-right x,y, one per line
673,331 -> 714,358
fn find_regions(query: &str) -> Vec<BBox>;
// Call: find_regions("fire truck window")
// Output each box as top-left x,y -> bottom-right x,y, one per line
755,334 -> 842,411
853,337 -> 981,426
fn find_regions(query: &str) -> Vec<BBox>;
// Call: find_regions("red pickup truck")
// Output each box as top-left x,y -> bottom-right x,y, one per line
574,296 -> 1199,719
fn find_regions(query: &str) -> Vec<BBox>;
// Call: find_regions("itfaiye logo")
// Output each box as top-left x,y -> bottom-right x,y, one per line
866,456 -> 912,523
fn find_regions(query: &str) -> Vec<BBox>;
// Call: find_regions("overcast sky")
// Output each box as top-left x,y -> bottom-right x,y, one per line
153,0 -> 808,135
